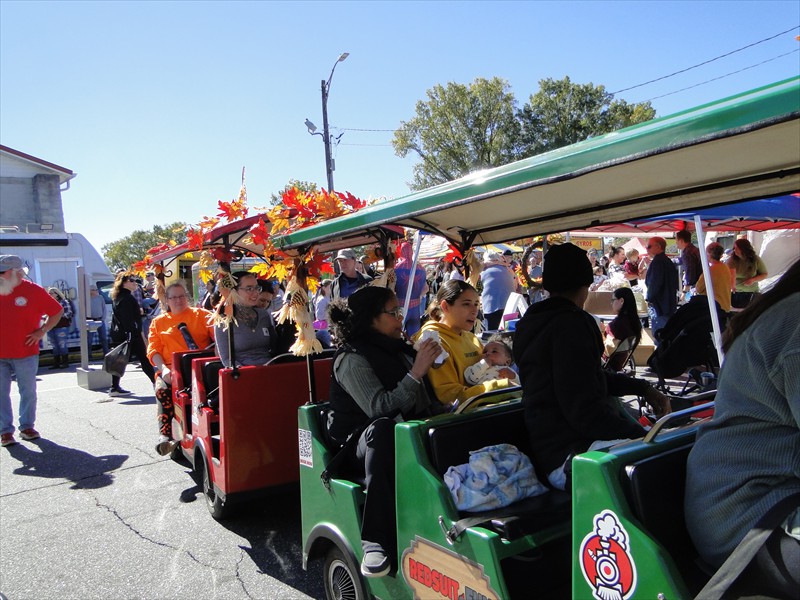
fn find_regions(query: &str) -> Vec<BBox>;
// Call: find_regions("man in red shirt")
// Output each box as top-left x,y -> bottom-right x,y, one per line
0,255 -> 64,447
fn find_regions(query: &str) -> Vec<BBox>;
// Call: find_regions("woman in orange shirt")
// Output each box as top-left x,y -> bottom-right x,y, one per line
147,282 -> 215,455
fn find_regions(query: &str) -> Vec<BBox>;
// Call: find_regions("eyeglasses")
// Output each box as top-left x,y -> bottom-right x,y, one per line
167,294 -> 188,301
381,307 -> 404,319
645,245 -> 653,249
239,285 -> 262,293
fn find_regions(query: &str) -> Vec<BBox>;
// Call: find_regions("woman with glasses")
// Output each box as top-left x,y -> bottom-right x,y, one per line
214,272 -> 276,367
326,286 -> 442,578
420,280 -> 515,407
147,282 -> 214,455
107,273 -> 155,398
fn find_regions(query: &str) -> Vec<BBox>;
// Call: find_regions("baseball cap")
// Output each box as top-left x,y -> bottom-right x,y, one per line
0,255 -> 23,273
335,249 -> 357,261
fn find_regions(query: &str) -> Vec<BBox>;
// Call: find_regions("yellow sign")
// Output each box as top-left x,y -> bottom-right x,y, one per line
571,237 -> 603,251
401,536 -> 500,600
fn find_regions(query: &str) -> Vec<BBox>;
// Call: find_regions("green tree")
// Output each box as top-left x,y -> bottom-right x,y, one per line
517,76 -> 656,157
270,179 -> 319,205
102,222 -> 188,271
392,77 -> 520,190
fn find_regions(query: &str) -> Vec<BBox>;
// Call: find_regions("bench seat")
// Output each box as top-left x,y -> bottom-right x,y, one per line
427,403 -> 571,542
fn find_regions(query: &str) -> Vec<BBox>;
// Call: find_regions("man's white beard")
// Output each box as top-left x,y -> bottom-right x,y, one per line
0,271 -> 21,296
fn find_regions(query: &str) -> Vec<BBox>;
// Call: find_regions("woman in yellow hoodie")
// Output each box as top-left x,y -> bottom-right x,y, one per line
420,280 -> 514,406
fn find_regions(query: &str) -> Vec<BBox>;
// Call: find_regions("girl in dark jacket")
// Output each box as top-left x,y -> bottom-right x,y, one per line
108,272 -> 155,398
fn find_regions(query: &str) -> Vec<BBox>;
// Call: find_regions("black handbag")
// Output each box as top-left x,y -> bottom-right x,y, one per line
103,337 -> 131,378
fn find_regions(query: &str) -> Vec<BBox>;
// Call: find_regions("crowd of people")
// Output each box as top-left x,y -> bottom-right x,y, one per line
2,232 -> 792,593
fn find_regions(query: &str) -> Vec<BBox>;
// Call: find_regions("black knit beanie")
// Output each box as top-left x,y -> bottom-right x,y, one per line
542,243 -> 594,293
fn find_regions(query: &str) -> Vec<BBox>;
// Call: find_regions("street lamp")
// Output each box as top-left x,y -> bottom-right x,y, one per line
305,52 -> 349,192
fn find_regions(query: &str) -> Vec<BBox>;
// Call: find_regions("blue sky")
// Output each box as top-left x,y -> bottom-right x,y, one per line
1,0 -> 798,254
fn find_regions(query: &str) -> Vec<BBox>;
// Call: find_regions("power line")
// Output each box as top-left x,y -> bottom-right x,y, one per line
636,48 -> 800,103
611,25 -> 799,95
340,142 -> 394,147
337,127 -> 396,132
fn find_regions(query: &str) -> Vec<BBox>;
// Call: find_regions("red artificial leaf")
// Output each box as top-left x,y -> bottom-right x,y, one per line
340,191 -> 366,211
186,228 -> 205,251
248,218 -> 271,248
304,252 -> 335,279
282,188 -> 315,221
131,259 -> 150,273
444,244 -> 463,263
211,247 -> 236,264
147,242 -> 171,255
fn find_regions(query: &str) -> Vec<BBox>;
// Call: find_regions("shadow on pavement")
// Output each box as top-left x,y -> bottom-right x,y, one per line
204,486 -> 324,598
5,439 -> 128,489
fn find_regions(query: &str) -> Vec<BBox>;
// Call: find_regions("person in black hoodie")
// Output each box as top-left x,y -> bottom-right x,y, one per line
326,286 -> 441,578
108,272 -> 156,399
513,243 -> 670,491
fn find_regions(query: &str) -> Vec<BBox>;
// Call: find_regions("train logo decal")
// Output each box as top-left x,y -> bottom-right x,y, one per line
579,510 -> 637,600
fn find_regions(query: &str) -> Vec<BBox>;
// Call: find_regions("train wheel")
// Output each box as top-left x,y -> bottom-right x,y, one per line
323,545 -> 366,600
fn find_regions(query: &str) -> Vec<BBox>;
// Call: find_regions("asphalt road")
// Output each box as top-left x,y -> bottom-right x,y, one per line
0,360 -> 325,600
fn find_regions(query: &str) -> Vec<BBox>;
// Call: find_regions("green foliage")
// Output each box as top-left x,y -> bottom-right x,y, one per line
517,77 -> 656,157
392,77 -> 521,190
392,76 -> 656,191
102,222 -> 188,271
270,179 -> 319,205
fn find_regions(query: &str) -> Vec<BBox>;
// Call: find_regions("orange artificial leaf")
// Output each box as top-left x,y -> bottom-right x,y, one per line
217,198 -> 249,222
198,215 -> 221,230
197,251 -> 214,270
266,206 -> 291,234
316,192 -> 345,219
186,228 -> 205,251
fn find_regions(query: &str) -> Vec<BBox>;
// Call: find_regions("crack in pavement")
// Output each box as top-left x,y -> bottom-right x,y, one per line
93,496 -> 224,571
234,547 -> 255,599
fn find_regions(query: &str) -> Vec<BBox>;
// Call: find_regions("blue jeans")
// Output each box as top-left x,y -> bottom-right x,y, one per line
404,305 -> 422,338
96,321 -> 110,355
315,329 -> 332,349
0,355 -> 40,435
47,327 -> 69,356
648,306 -> 671,345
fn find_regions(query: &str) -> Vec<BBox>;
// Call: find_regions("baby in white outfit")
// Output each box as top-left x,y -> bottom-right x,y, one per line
464,340 -> 519,386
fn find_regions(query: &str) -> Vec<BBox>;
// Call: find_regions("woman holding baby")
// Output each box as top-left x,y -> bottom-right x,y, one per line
419,280 -> 515,406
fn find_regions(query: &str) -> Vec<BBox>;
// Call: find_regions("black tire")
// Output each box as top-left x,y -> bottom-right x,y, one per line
201,456 -> 228,520
323,545 -> 366,600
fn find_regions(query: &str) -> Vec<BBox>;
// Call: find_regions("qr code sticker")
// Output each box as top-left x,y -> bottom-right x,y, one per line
298,428 -> 313,468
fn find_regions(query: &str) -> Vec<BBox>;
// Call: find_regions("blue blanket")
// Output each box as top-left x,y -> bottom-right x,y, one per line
444,443 -> 549,512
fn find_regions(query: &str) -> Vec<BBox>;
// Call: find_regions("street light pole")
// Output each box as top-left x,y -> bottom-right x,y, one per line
320,52 -> 348,192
